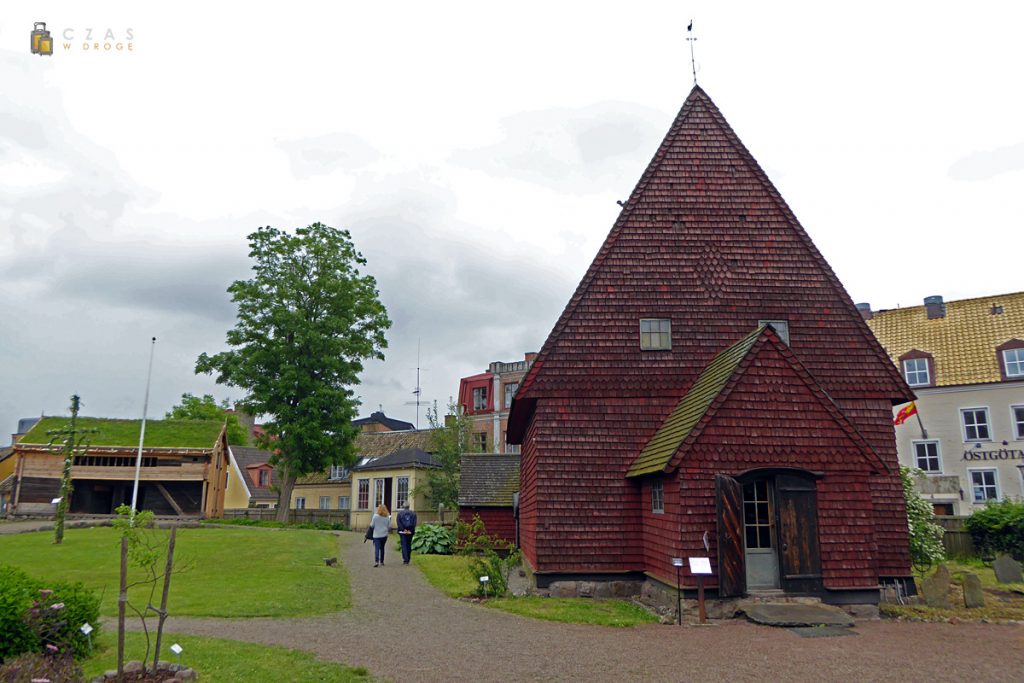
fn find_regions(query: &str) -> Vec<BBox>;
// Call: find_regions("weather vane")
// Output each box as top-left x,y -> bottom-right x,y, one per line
687,20 -> 698,85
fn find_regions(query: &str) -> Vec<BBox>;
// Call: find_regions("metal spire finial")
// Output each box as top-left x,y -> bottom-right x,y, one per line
686,20 -> 698,85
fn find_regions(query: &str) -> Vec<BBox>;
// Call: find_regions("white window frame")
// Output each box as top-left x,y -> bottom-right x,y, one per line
902,358 -> 931,387
396,476 -> 409,508
373,478 -> 386,509
1003,348 -> 1024,378
338,496 -> 350,510
651,479 -> 664,514
472,386 -> 488,411
758,319 -> 790,346
329,465 -> 347,480
258,469 -> 269,487
506,443 -> 520,454
912,440 -> 942,473
504,382 -> 519,409
319,496 -> 330,510
473,432 -> 487,452
357,479 -> 370,510
640,318 -> 672,351
961,406 -> 992,442
1012,405 -> 1024,440
295,496 -> 306,510
968,468 -> 1000,503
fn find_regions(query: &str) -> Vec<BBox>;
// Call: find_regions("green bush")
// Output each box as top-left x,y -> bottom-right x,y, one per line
964,499 -> 1024,561
0,565 -> 101,662
411,524 -> 455,555
0,651 -> 83,682
468,548 -> 522,597
455,514 -> 510,555
900,466 -> 946,569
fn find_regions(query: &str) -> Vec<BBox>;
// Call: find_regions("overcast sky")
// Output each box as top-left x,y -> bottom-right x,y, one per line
1,2 -> 1021,440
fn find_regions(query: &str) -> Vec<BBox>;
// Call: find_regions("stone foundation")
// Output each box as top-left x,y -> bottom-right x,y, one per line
92,660 -> 198,682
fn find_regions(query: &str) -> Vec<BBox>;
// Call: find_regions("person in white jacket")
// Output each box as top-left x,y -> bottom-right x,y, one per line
370,504 -> 391,566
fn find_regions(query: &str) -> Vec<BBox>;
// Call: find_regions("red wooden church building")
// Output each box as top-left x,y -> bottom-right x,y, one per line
506,85 -> 915,606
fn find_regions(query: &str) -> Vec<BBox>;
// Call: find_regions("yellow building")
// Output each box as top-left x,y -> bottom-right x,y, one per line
224,446 -> 278,509
349,447 -> 440,530
865,292 -> 1024,515
0,447 -> 16,515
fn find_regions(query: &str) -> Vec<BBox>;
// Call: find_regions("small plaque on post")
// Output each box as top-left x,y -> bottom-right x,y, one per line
689,557 -> 712,575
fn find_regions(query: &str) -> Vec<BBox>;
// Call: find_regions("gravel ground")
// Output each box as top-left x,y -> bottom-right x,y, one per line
138,530 -> 1024,683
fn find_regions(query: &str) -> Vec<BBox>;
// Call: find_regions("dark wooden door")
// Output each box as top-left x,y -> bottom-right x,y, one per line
716,474 -> 746,597
775,474 -> 822,593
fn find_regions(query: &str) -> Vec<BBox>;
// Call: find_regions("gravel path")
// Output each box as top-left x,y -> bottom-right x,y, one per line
141,530 -> 1024,682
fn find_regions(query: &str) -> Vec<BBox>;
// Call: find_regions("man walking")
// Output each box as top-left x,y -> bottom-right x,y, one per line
396,503 -> 417,564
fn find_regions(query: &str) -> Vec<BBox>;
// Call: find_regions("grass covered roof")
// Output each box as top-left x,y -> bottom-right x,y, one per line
19,417 -> 224,449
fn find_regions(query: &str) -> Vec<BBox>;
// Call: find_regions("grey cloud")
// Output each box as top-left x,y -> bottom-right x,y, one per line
452,101 -> 665,193
948,141 -> 1024,181
278,132 -> 380,178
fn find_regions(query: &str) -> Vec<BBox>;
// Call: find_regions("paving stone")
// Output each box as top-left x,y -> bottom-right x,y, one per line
744,603 -> 854,627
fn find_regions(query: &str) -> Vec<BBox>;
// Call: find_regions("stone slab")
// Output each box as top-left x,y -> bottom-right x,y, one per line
993,555 -> 1023,584
744,603 -> 854,628
962,573 -> 985,608
788,625 -> 858,638
922,565 -> 952,609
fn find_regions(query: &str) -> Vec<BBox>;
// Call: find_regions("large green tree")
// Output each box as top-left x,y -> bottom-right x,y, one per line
196,223 -> 390,520
165,393 -> 248,446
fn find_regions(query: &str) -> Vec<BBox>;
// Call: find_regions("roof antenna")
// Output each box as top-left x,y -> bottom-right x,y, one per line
687,19 -> 698,85
403,338 -> 428,430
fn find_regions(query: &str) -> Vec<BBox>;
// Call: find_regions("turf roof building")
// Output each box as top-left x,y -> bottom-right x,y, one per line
10,417 -> 229,518
507,85 -> 915,605
864,292 -> 1024,515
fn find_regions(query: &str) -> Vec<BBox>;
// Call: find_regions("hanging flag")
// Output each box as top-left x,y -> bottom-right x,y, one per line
894,401 -> 918,426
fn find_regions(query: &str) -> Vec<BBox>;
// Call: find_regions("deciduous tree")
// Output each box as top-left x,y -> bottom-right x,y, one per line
196,223 -> 390,521
165,393 -> 248,446
422,399 -> 470,512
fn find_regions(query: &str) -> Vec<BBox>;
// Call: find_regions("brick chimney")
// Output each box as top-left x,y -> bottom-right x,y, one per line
524,352 -> 538,363
855,303 -> 873,321
924,295 -> 946,320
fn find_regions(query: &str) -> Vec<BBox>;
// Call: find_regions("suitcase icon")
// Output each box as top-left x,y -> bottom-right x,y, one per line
31,22 -> 53,56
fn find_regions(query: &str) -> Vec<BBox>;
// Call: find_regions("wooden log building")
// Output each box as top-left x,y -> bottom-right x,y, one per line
506,85 -> 916,606
11,417 -> 229,518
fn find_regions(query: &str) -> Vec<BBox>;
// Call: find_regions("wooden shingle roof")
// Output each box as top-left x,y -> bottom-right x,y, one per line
628,326 -> 886,477
459,454 -> 520,506
509,85 -> 911,441
866,292 -> 1024,387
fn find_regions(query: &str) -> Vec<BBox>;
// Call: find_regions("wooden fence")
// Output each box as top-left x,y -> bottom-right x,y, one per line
934,516 -> 976,558
223,508 -> 351,527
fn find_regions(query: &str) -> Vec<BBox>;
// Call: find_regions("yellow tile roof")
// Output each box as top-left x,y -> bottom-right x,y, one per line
866,292 -> 1024,386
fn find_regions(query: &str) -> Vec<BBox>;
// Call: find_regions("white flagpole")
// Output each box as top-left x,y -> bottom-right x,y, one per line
131,337 -> 157,519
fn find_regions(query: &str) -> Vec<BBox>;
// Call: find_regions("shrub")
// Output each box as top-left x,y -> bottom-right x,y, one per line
455,514 -> 509,555
411,524 -> 455,555
0,650 -> 83,682
900,466 -> 946,569
964,498 -> 1024,561
468,547 -> 522,597
0,565 -> 100,662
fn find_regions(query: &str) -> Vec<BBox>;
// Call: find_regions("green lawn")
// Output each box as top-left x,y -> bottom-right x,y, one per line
20,417 -> 223,448
412,553 -> 657,627
0,527 -> 350,617
881,559 -> 1024,622
82,632 -> 373,683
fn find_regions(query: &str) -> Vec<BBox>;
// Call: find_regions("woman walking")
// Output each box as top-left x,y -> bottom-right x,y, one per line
370,504 -> 391,567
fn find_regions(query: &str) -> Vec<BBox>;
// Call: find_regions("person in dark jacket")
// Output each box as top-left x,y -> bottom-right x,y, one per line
396,503 -> 418,564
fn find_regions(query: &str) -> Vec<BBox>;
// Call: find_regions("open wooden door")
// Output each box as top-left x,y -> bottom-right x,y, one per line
775,473 -> 822,593
716,474 -> 746,597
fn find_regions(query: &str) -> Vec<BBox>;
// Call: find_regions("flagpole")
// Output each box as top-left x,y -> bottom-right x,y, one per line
914,405 -> 928,439
131,337 -> 157,520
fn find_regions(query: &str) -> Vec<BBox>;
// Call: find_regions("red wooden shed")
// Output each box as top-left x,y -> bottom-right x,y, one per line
506,85 -> 915,605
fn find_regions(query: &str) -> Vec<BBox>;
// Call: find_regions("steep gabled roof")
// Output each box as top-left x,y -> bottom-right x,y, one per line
459,454 -> 520,506
352,411 -> 414,432
627,327 -> 886,478
230,446 -> 278,500
509,85 -> 911,441
867,291 -> 1024,386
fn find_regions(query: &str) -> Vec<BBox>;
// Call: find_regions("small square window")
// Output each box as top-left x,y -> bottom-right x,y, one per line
640,319 -> 672,350
651,479 -> 664,514
903,358 -> 931,387
961,408 -> 991,441
338,496 -> 350,510
473,432 -> 487,452
970,469 -> 999,503
319,496 -> 330,510
295,496 -> 306,510
913,441 -> 941,473
758,320 -> 790,345
329,465 -> 348,480
1004,348 -> 1024,378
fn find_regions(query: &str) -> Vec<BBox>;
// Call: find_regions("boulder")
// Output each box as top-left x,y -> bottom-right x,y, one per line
921,565 -> 952,609
962,573 -> 985,608
993,555 -> 1023,584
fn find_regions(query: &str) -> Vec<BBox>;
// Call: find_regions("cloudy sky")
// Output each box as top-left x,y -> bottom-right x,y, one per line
1,2 -> 1021,439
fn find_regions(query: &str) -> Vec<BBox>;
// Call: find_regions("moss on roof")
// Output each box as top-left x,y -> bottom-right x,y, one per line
18,417 -> 224,449
627,327 -> 764,478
